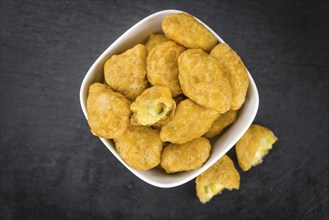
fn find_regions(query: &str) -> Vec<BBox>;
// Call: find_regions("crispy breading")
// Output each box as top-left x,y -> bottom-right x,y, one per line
145,33 -> 169,53
87,83 -> 131,139
162,13 -> 217,52
114,125 -> 163,170
160,99 -> 219,144
236,124 -> 278,171
104,44 -> 148,101
210,43 -> 249,110
161,137 -> 211,173
178,49 -> 232,113
196,155 -> 240,204
205,110 -> 238,138
147,41 -> 185,97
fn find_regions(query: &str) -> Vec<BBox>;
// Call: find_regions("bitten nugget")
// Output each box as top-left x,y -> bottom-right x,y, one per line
236,124 -> 278,171
145,33 -> 169,53
147,41 -> 185,97
210,43 -> 249,110
87,83 -> 131,139
130,86 -> 176,126
162,13 -> 217,52
196,155 -> 240,204
161,137 -> 211,173
205,110 -> 239,138
104,44 -> 148,100
114,125 -> 163,170
178,49 -> 232,113
160,99 -> 219,144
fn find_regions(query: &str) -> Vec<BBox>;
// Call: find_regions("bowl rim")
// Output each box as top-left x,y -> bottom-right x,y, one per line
79,9 -> 259,188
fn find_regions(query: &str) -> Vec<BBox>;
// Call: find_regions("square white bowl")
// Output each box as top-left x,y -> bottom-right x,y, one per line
80,9 -> 259,188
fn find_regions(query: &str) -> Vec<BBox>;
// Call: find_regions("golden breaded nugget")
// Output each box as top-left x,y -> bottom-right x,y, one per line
210,43 -> 249,110
130,86 -> 176,126
160,99 -> 219,144
236,124 -> 278,171
87,83 -> 131,139
104,44 -> 148,100
147,41 -> 185,97
114,125 -> 163,170
145,33 -> 169,53
205,110 -> 238,138
161,137 -> 211,173
178,49 -> 232,113
196,155 -> 240,204
162,13 -> 217,52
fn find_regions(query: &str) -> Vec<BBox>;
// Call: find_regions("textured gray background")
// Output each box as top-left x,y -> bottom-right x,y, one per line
1,0 -> 328,219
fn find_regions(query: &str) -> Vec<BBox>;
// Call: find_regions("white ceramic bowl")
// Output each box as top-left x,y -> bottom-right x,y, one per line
80,9 -> 259,188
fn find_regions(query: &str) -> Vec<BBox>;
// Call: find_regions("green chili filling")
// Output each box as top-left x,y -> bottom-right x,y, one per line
204,186 -> 209,193
158,107 -> 164,115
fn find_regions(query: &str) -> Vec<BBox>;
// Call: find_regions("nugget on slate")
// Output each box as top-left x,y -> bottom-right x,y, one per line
160,99 -> 219,144
236,124 -> 278,171
87,83 -> 131,139
147,41 -> 185,97
114,125 -> 163,170
205,110 -> 239,138
130,86 -> 176,126
162,13 -> 217,52
104,44 -> 148,100
210,43 -> 249,110
145,33 -> 169,53
161,137 -> 211,173
196,155 -> 240,204
178,49 -> 232,113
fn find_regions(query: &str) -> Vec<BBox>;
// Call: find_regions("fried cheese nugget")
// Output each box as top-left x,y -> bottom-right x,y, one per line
196,155 -> 240,204
210,43 -> 249,110
160,99 -> 219,144
161,137 -> 211,173
130,86 -> 176,126
204,110 -> 239,138
178,49 -> 232,113
162,13 -> 217,52
87,83 -> 131,139
147,41 -> 185,97
236,124 -> 278,171
114,125 -> 163,170
145,33 -> 169,53
104,44 -> 148,100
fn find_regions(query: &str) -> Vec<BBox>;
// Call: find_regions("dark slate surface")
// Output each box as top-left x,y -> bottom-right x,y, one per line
1,0 -> 328,219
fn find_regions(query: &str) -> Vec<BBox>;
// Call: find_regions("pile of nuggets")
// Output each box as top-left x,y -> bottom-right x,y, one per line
86,13 -> 278,203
